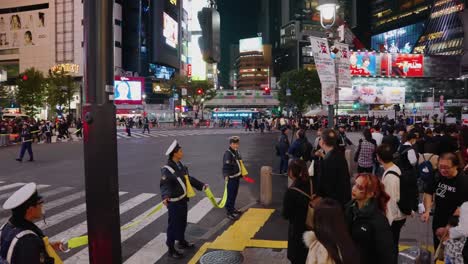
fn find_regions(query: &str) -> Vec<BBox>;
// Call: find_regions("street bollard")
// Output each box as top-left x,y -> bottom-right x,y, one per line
260,166 -> 272,206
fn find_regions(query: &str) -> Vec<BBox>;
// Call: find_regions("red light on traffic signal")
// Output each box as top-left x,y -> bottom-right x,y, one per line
264,87 -> 270,92
22,75 -> 28,81
197,89 -> 203,94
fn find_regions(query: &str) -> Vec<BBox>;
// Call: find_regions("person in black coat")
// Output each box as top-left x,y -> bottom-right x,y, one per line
345,174 -> 396,264
276,127 -> 290,174
16,123 -> 33,162
381,127 -> 400,154
282,159 -> 312,264
315,129 -> 351,206
160,140 -> 208,259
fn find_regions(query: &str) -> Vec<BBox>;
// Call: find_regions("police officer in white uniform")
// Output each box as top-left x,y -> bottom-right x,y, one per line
0,183 -> 62,263
160,140 -> 208,259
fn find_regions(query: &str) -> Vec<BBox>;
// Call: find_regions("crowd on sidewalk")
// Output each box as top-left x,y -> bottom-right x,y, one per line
277,118 -> 468,264
0,116 -> 82,146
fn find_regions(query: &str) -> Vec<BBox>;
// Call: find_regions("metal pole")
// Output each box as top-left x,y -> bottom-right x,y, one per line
82,0 -> 122,263
328,104 -> 334,128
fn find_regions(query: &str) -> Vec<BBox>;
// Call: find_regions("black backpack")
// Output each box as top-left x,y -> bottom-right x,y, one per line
301,141 -> 313,161
384,170 -> 418,215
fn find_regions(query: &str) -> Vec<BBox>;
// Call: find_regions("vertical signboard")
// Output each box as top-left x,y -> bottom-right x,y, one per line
334,42 -> 352,88
310,36 -> 336,105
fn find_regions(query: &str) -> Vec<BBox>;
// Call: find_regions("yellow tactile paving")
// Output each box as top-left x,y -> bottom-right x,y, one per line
247,239 -> 288,249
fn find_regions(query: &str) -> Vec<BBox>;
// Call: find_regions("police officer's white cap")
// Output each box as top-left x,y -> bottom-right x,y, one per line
3,183 -> 38,210
165,140 -> 179,156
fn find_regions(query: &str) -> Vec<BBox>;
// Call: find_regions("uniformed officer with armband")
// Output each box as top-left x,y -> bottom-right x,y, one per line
160,140 -> 208,259
223,136 -> 244,220
16,123 -> 34,162
0,183 -> 63,263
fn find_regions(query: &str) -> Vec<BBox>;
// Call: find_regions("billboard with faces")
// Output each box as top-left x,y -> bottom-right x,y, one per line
0,9 -> 48,50
114,76 -> 144,105
349,51 -> 377,76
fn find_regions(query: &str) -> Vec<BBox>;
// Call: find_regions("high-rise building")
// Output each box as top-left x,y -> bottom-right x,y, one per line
236,37 -> 271,91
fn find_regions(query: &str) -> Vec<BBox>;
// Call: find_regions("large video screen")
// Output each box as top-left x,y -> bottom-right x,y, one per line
381,53 -> 424,77
239,37 -> 263,53
371,22 -> 425,53
339,86 -> 406,104
114,77 -> 144,105
149,63 -> 176,80
163,12 -> 178,48
350,51 -> 377,76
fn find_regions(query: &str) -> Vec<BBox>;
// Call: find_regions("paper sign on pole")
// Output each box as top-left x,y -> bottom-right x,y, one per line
310,36 -> 336,83
321,82 -> 336,105
334,42 -> 352,88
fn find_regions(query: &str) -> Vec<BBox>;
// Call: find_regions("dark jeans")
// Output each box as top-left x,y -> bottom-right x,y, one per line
280,156 -> 288,174
390,218 -> 406,255
166,200 -> 188,248
143,126 -> 150,133
357,165 -> 373,173
226,177 -> 240,214
19,142 -> 33,160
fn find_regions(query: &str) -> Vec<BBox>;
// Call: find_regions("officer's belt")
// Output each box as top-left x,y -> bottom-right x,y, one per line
163,166 -> 188,202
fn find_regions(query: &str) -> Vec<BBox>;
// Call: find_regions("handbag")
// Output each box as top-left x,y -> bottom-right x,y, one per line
290,180 -> 321,230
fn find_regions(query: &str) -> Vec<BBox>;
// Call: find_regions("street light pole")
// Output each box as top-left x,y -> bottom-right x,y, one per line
82,0 -> 122,263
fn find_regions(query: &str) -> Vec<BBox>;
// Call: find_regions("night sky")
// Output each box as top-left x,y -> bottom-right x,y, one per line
217,0 -> 261,88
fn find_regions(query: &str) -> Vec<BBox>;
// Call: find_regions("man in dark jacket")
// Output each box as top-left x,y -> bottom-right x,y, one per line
381,127 -> 399,154
160,140 -> 208,259
276,127 -> 290,174
16,123 -> 33,162
0,183 -> 62,263
316,128 -> 351,206
288,129 -> 312,161
337,125 -> 353,152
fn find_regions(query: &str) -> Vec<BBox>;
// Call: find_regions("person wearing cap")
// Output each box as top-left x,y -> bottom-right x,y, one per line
160,140 -> 208,259
16,123 -> 33,162
0,183 -> 62,263
223,136 -> 245,220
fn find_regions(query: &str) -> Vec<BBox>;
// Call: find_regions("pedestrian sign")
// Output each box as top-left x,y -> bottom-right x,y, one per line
412,108 -> 417,114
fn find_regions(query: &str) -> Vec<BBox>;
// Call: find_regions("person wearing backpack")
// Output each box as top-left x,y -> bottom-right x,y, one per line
288,129 -> 312,161
282,159 -> 313,264
376,144 -> 408,254
394,132 -> 419,212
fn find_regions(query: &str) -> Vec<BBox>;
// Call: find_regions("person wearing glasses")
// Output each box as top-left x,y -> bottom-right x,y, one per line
421,152 -> 468,250
0,183 -> 63,263
344,174 -> 396,264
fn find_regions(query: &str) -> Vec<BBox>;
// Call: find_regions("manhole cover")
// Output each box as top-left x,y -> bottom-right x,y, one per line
200,250 -> 244,264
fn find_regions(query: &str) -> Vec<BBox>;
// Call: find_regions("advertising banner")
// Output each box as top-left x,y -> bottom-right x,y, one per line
368,110 -> 396,118
339,86 -> 405,104
462,114 -> 468,126
371,22 -> 425,53
163,12 -> 178,48
114,76 -> 144,105
381,53 -> 424,77
349,51 -> 377,76
321,82 -> 336,105
239,37 -> 263,53
309,36 -> 336,83
334,42 -> 352,88
0,9 -> 49,50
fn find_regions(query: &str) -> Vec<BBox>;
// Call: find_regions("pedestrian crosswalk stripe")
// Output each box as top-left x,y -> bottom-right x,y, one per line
0,184 -> 49,201
117,132 -> 131,138
51,193 -> 156,243
65,198 -> 168,263
188,197 -> 217,224
129,133 -> 144,138
38,192 -> 128,231
45,191 -> 86,211
123,199 -> 215,263
0,183 -> 25,192
135,132 -> 151,138
42,186 -> 74,199
123,233 -> 167,264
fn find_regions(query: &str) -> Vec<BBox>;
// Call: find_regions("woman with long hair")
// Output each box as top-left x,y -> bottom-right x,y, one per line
344,173 -> 396,264
303,198 -> 360,264
282,159 -> 312,264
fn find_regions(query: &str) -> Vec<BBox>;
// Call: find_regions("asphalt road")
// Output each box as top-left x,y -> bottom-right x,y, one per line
0,128 -> 280,263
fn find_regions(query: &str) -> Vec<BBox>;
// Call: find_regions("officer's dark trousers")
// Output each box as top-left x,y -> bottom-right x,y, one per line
226,177 -> 240,214
279,156 -> 288,174
166,200 -> 188,248
19,142 -> 33,160
143,126 -> 150,134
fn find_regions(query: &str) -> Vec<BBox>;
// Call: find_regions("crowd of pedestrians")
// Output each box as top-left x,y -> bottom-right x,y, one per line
278,117 -> 468,263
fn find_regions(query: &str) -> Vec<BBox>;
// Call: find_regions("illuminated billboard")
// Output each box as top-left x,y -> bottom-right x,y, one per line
350,51 -> 377,76
149,63 -> 176,80
339,86 -> 406,104
163,12 -> 178,48
239,37 -> 263,53
114,76 -> 144,105
371,22 -> 425,53
381,53 -> 424,77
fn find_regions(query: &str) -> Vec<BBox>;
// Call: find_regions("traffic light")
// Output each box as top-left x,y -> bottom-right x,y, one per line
198,7 -> 221,63
263,86 -> 270,95
352,102 -> 360,109
197,88 -> 203,95
21,74 -> 28,81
